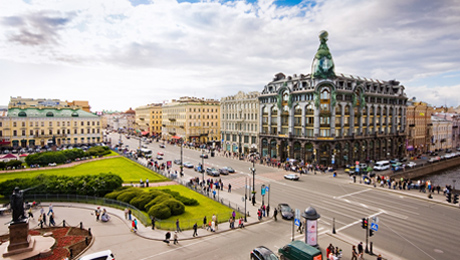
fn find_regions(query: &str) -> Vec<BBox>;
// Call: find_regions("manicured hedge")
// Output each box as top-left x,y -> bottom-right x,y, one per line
105,187 -> 193,219
0,173 -> 123,197
0,160 -> 23,169
25,147 -> 111,166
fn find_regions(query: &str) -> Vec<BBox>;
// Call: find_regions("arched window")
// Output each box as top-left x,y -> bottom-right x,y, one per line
46,112 -> 54,117
18,111 -> 27,117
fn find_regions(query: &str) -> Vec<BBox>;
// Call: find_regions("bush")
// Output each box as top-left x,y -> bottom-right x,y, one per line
130,194 -> 155,210
116,190 -> 142,203
144,194 -> 171,210
164,199 -> 185,215
25,148 -> 88,166
161,189 -> 198,206
105,187 -> 132,200
6,160 -> 23,169
148,203 -> 171,219
87,146 -> 111,157
0,162 -> 6,170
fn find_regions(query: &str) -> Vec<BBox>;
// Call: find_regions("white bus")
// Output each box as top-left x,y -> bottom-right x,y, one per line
373,160 -> 390,171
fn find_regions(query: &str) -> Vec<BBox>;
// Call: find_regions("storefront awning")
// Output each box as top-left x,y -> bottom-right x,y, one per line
141,131 -> 150,136
171,135 -> 181,140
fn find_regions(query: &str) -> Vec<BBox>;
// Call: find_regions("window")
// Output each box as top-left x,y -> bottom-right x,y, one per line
13,130 -> 17,136
22,130 -> 26,136
22,122 -> 25,127
81,129 -> 84,134
49,122 -> 52,127
30,130 -> 33,136
13,122 -> 17,127
49,130 -> 53,135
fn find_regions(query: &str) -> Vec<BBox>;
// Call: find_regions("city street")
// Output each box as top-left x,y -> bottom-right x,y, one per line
100,133 -> 460,259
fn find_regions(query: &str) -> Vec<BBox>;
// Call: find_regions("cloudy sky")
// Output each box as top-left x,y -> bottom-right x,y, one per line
1,0 -> 459,112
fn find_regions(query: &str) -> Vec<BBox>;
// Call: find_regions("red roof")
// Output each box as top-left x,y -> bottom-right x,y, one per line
0,154 -> 18,159
19,154 -> 28,157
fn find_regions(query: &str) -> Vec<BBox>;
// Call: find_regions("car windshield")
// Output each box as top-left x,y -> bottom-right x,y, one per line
266,253 -> 279,260
280,205 -> 291,212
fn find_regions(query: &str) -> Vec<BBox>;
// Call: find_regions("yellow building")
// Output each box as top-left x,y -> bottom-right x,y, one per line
134,103 -> 162,137
0,107 -> 102,148
406,100 -> 433,154
162,97 -> 220,145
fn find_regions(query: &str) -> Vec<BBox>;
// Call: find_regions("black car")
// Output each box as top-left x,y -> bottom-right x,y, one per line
227,167 -> 235,173
219,168 -> 229,175
277,203 -> 293,220
200,154 -> 209,159
250,246 -> 279,260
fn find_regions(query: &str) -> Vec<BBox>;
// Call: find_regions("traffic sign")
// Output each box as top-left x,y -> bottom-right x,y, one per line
370,222 -> 378,231
294,218 -> 300,227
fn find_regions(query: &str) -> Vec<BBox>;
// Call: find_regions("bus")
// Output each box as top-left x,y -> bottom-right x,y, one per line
373,160 -> 390,171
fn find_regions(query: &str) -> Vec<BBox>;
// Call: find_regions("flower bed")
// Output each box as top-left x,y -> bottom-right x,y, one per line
24,227 -> 91,260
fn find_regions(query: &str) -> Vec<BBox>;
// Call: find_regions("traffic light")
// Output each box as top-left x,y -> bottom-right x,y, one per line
361,218 -> 368,229
369,229 -> 374,237
453,194 -> 459,204
446,193 -> 452,203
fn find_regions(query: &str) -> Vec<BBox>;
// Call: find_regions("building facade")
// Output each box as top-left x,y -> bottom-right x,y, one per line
134,103 -> 162,137
0,107 -> 102,148
9,96 -> 91,113
258,31 -> 408,167
431,114 -> 453,151
162,97 -> 220,145
406,100 -> 433,155
221,91 -> 260,154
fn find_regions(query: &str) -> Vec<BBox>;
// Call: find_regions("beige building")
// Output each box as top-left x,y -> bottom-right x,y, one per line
406,100 -> 433,155
0,107 -> 102,148
162,97 -> 220,145
9,96 -> 91,113
134,103 -> 162,137
221,91 -> 260,154
431,114 -> 452,151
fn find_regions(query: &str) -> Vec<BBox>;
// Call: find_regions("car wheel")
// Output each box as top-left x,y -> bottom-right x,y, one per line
280,255 -> 286,260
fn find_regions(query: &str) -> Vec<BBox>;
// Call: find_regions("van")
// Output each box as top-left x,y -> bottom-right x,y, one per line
78,249 -> 114,260
278,240 -> 322,260
373,160 -> 390,171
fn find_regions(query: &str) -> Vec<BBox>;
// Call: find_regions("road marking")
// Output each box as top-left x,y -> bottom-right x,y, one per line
335,188 -> 372,199
360,203 -> 368,208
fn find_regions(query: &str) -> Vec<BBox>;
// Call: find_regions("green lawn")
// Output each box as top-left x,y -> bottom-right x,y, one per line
151,185 -> 241,230
0,157 -> 169,183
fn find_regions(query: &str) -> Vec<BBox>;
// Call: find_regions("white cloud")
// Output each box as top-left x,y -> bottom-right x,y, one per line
0,0 -> 459,111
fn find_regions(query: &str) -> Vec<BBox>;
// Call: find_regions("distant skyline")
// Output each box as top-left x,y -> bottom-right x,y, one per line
1,0 -> 460,112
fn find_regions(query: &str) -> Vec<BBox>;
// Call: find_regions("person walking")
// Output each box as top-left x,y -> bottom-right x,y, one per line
192,222 -> 198,237
266,205 -> 270,217
273,208 -> 278,221
357,242 -> 364,260
124,208 -> 128,220
28,207 -> 34,219
351,245 -> 358,260
164,232 -> 171,246
228,183 -> 232,193
128,209 -> 132,220
95,207 -> 101,221
49,212 -> 56,226
202,216 -> 207,229
173,232 -> 179,245
238,217 -> 245,228
176,219 -> 182,232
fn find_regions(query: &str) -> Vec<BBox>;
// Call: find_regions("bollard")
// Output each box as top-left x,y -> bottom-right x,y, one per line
88,228 -> 92,236
370,242 -> 373,255
63,220 -> 66,227
80,222 -> 83,229
85,237 -> 89,245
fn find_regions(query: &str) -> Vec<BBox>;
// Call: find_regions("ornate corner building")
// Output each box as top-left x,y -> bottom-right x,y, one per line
258,31 -> 408,167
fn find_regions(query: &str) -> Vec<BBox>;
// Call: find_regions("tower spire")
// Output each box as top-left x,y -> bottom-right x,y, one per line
311,30 -> 336,79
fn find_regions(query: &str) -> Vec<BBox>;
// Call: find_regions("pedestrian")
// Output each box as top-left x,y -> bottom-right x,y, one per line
124,208 -> 128,220
202,215 -> 207,229
232,210 -> 236,219
262,205 -> 266,217
28,207 -> 34,219
131,219 -> 137,233
238,217 -> 245,228
47,204 -> 53,215
146,178 -> 149,187
95,207 -> 101,221
42,212 -> 47,226
266,205 -> 270,217
357,242 -> 364,259
176,219 -> 182,232
274,208 -> 278,221
228,183 -> 232,193
128,209 -> 132,220
173,232 -> 179,245
326,244 -> 333,258
351,245 -> 358,260
257,209 -> 262,220
193,222 -> 198,237
211,220 -> 216,232
164,231 -> 171,245
151,216 -> 156,230
376,254 -> 383,260
49,212 -> 56,226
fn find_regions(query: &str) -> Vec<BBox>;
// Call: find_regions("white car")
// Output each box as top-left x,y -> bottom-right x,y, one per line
407,162 -> 416,168
78,250 -> 114,260
284,173 -> 300,181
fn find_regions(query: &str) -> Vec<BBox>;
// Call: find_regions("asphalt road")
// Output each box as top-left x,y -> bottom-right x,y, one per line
106,133 -> 459,260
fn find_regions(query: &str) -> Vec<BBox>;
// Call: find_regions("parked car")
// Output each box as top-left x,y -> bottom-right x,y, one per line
200,154 -> 208,159
284,173 -> 300,181
156,155 -> 163,160
277,203 -> 293,220
183,162 -> 194,168
407,162 -> 417,168
390,158 -> 399,164
174,159 -> 182,165
157,152 -> 164,156
78,249 -> 115,260
278,240 -> 322,260
219,167 -> 229,175
250,246 -> 279,260
446,149 -> 452,153
159,144 -> 165,148
428,157 -> 440,163
227,167 -> 235,173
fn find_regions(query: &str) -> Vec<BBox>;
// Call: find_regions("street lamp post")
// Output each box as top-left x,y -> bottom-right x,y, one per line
250,150 -> 256,206
201,149 -> 205,182
180,139 -> 183,177
238,132 -> 242,159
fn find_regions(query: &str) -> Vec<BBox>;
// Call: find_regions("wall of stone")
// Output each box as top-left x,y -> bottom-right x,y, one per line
391,157 -> 460,180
